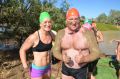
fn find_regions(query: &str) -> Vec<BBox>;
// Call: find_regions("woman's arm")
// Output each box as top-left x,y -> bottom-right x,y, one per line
19,34 -> 34,69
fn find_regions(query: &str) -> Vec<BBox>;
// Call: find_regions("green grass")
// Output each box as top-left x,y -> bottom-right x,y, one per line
95,57 -> 117,79
97,23 -> 120,31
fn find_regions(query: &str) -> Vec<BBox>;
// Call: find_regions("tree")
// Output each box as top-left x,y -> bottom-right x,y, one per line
115,17 -> 120,26
108,10 -> 120,24
97,13 -> 107,23
0,0 -> 70,46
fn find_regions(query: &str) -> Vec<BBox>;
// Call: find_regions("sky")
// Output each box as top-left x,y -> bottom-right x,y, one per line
55,0 -> 120,19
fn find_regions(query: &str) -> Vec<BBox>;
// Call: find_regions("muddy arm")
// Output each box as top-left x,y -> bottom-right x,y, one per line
84,30 -> 101,62
52,30 -> 65,61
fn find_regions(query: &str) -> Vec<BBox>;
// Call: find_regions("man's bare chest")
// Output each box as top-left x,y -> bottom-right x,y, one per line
61,33 -> 89,50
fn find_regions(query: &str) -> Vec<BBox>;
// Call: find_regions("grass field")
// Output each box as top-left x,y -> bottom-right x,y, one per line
95,57 -> 118,79
97,23 -> 120,31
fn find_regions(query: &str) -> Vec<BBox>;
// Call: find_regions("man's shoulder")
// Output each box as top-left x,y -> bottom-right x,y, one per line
58,29 -> 65,33
55,29 -> 65,39
57,29 -> 65,35
81,28 -> 92,34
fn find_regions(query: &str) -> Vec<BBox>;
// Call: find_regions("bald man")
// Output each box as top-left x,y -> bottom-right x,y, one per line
52,8 -> 101,79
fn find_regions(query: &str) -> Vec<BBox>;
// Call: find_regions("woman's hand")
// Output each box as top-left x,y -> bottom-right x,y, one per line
23,67 -> 30,79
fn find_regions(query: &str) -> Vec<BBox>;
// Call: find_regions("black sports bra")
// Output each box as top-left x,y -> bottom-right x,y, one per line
32,31 -> 52,52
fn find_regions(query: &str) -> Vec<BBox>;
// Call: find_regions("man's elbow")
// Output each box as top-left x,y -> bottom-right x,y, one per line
53,51 -> 59,59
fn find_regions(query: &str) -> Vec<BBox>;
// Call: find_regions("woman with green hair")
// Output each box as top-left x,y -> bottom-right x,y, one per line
19,12 -> 55,79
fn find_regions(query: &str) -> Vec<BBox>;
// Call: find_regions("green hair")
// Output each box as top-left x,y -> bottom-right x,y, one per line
39,12 -> 51,23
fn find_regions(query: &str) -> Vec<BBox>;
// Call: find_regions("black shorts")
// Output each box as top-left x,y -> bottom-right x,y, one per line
61,62 -> 88,79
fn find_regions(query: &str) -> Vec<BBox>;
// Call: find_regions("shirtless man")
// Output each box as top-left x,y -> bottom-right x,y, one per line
52,8 -> 101,79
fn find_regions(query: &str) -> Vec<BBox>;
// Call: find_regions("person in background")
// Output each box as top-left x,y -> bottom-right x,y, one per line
82,19 -> 92,31
52,8 -> 101,79
83,19 -> 103,42
115,40 -> 120,79
115,40 -> 120,61
91,21 -> 97,29
114,40 -> 120,79
19,12 -> 55,79
91,20 -> 103,42
82,19 -> 99,79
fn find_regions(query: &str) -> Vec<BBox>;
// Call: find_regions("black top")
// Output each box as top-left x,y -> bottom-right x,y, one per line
32,31 -> 52,52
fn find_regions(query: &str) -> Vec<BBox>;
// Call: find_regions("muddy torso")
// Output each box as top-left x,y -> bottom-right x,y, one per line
61,28 -> 90,69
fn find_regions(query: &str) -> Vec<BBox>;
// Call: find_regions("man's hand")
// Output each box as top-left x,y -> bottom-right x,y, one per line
62,53 -> 71,64
75,54 -> 85,64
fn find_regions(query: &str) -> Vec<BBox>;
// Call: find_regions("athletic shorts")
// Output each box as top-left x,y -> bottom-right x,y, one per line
30,63 -> 51,78
61,62 -> 88,79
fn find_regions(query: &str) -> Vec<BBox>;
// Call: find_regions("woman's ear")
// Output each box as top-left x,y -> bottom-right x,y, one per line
40,23 -> 42,27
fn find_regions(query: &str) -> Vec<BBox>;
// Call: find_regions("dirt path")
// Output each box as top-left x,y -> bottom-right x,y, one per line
0,52 -> 61,79
0,60 -> 62,79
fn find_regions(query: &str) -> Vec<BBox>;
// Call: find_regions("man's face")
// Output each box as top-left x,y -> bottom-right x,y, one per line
66,16 -> 80,31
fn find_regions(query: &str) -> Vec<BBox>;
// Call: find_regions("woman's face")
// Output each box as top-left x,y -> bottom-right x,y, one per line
40,18 -> 52,32
66,16 -> 80,31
